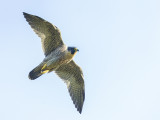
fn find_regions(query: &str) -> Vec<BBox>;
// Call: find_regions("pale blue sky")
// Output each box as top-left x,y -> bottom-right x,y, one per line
0,0 -> 160,120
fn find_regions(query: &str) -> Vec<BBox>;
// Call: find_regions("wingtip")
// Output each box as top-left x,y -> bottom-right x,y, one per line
78,108 -> 82,114
23,12 -> 30,18
68,87 -> 85,114
75,102 -> 83,114
23,12 -> 28,18
23,12 -> 27,15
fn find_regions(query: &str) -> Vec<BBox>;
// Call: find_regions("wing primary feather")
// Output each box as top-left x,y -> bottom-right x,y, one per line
55,61 -> 85,114
23,12 -> 64,56
24,12 -> 85,114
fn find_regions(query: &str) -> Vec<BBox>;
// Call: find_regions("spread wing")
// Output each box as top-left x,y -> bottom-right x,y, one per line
55,60 -> 85,114
23,12 -> 64,56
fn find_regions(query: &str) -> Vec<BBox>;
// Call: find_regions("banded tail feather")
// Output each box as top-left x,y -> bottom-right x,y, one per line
28,63 -> 48,80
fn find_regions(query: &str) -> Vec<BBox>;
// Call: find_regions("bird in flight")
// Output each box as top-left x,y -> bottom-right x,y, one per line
23,12 -> 85,114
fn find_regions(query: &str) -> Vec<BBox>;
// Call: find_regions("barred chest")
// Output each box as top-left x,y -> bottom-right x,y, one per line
57,50 -> 76,65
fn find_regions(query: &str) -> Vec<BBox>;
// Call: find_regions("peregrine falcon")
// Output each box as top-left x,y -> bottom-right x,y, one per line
23,12 -> 85,114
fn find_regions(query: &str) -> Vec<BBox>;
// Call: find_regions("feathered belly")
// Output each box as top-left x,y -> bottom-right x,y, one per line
43,53 -> 73,72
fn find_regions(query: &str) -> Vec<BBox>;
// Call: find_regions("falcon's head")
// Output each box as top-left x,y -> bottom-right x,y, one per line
67,47 -> 79,54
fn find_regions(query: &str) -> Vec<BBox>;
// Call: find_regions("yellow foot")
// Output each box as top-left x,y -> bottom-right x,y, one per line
41,70 -> 49,74
41,64 -> 49,74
